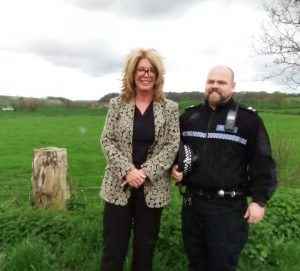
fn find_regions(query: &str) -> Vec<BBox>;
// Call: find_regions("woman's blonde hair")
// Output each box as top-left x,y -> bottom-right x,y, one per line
121,48 -> 165,101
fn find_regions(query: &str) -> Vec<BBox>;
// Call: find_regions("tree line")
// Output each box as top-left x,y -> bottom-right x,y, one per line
1,91 -> 300,112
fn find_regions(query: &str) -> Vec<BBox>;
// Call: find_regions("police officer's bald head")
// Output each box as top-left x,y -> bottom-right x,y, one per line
205,65 -> 236,110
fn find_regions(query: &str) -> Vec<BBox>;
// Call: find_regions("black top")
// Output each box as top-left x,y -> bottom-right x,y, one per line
132,103 -> 155,168
179,98 -> 277,204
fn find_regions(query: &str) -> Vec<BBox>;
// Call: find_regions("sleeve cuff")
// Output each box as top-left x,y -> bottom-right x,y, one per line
252,194 -> 267,206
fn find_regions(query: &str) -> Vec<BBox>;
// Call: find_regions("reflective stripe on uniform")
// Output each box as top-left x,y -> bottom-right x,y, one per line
182,131 -> 247,145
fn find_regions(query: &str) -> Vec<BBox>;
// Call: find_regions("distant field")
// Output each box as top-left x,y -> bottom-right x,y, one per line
260,112 -> 300,186
0,109 -> 107,205
0,108 -> 299,205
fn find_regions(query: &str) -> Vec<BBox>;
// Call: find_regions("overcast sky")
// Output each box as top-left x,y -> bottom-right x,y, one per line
0,0 -> 290,101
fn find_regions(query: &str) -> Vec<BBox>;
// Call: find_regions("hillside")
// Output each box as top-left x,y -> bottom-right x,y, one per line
1,92 -> 300,114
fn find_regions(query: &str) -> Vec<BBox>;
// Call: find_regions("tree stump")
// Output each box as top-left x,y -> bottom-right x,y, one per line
32,147 -> 70,209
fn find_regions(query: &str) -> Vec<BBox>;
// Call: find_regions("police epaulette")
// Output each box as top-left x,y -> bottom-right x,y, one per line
185,104 -> 202,111
239,104 -> 257,113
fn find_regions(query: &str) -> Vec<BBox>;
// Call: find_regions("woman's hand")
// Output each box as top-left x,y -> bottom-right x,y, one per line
122,168 -> 146,188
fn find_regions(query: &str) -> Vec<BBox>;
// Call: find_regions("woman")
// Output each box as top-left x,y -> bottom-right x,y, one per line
99,48 -> 180,271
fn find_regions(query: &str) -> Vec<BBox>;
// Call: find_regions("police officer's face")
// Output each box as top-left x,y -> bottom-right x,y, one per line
205,66 -> 235,110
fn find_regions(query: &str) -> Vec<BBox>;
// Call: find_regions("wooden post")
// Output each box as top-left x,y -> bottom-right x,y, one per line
32,147 -> 70,209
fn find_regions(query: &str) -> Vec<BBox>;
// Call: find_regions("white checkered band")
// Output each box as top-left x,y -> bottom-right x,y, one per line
183,145 -> 192,175
182,131 -> 247,145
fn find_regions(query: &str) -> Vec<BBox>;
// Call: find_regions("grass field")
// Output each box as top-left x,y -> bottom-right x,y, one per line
0,109 -> 107,205
261,112 -> 300,186
1,107 -> 300,270
0,108 -> 299,205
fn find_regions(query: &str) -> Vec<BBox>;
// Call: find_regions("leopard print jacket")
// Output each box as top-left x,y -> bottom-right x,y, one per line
100,95 -> 180,208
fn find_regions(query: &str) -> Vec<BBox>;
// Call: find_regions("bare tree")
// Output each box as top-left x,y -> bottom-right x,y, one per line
254,0 -> 300,89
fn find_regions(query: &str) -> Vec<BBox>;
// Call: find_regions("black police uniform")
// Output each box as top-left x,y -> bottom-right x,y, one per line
179,98 -> 277,271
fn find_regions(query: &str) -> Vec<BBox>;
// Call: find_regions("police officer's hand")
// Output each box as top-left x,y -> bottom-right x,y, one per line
171,165 -> 183,183
244,202 -> 265,224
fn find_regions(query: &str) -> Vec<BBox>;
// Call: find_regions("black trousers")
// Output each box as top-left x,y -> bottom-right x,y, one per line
182,194 -> 249,271
100,187 -> 163,271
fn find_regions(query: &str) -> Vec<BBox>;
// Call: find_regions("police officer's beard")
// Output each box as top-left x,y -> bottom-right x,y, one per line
207,91 -> 231,107
207,91 -> 222,107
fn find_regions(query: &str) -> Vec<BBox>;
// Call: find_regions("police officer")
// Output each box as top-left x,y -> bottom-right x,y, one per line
172,65 -> 277,271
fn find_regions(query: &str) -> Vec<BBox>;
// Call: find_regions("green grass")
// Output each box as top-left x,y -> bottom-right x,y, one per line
0,107 -> 300,270
1,108 -> 299,205
0,109 -> 107,205
1,187 -> 300,271
260,112 -> 300,186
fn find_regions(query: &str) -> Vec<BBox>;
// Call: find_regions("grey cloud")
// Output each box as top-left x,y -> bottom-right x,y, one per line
19,39 -> 123,77
65,0 -> 269,18
65,0 -> 201,18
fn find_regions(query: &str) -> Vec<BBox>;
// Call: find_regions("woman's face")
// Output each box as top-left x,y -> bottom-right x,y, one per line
134,58 -> 157,94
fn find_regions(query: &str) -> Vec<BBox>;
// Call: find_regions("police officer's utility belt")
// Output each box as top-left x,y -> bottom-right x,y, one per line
188,188 -> 244,199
